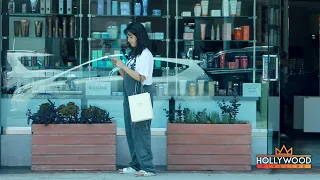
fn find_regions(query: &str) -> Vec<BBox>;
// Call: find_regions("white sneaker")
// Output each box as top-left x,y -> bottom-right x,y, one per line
119,167 -> 137,174
135,170 -> 156,177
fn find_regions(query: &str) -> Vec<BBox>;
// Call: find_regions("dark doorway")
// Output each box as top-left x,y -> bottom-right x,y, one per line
280,0 -> 320,166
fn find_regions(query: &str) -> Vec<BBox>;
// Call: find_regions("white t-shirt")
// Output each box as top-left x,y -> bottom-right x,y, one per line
126,48 -> 154,85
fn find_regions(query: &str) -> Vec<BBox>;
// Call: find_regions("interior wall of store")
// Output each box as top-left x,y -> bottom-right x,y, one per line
0,0 -> 2,167
288,0 -> 320,72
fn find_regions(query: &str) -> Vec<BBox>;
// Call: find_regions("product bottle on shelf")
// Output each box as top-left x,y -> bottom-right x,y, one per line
8,0 -> 15,13
44,49 -> 50,66
22,0 -> 27,13
216,24 -> 220,40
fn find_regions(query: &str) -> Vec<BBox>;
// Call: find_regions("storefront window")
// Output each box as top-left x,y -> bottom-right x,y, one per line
1,0 -> 171,129
1,0 -> 82,127
1,0 -> 279,133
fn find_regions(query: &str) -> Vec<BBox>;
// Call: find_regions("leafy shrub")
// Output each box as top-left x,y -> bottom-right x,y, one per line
26,99 -> 113,125
164,93 -> 248,124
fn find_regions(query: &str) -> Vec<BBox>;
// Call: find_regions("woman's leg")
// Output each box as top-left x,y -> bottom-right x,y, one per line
131,120 -> 155,173
131,85 -> 155,174
123,102 -> 141,171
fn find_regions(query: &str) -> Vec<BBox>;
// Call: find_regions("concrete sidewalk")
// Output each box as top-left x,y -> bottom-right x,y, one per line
0,172 -> 320,180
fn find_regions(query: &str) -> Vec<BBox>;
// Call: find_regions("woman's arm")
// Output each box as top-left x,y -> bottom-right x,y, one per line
119,69 -> 126,78
121,66 -> 146,82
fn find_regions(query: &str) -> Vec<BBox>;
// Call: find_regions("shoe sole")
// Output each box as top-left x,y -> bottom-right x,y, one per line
135,173 -> 156,177
119,170 -> 137,174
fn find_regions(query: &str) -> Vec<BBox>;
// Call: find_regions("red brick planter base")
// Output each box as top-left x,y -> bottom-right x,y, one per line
31,124 -> 116,171
167,123 -> 252,171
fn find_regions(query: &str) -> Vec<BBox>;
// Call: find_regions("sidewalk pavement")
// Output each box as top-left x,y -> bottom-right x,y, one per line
0,172 -> 320,180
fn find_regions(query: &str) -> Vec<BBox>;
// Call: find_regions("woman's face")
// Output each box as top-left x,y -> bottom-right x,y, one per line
127,32 -> 137,48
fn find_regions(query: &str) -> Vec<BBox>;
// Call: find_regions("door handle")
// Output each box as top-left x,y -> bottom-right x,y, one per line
262,55 -> 279,81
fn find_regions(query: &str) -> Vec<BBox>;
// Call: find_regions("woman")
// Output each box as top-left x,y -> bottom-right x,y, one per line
111,22 -> 155,177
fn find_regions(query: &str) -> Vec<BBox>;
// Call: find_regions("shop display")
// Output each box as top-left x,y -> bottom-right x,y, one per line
3,0 -> 256,96
30,0 -> 38,13
2,0 -> 81,72
135,3 -> 142,15
69,17 -> 75,38
194,3 -> 201,16
97,0 -> 104,15
120,2 -> 130,15
112,1 -> 118,15
230,0 -> 237,16
106,0 -> 111,15
198,80 -> 205,96
8,0 -> 15,13
67,0 -> 72,14
208,81 -> 215,96
88,0 -> 169,70
54,17 -> 59,37
189,83 -> 196,96
200,24 -> 206,40
142,0 -> 148,16
20,19 -> 30,37
210,25 -> 215,40
179,80 -> 187,96
201,0 -> 209,16
34,21 -> 43,37
152,9 -> 161,16
22,0 -> 27,13
216,24 -> 220,40
6,0 -> 74,14
14,21 -> 20,37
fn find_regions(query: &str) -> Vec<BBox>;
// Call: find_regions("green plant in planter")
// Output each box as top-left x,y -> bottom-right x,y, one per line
57,102 -> 80,123
164,90 -> 249,124
80,105 -> 113,124
196,109 -> 208,124
182,108 -> 195,124
208,112 -> 220,124
26,99 -> 58,125
217,91 -> 248,124
217,90 -> 241,121
164,104 -> 213,124
27,99 -> 114,125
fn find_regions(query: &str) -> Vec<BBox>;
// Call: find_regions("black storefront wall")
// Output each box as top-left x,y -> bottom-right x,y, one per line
0,0 -> 3,167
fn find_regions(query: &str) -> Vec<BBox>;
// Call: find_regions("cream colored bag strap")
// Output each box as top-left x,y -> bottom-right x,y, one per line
134,74 -> 144,95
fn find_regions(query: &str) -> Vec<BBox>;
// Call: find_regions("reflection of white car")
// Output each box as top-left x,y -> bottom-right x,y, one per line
11,55 -> 208,112
4,50 -> 59,90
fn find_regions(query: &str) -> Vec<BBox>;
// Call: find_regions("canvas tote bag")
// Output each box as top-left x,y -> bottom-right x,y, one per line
128,75 -> 154,122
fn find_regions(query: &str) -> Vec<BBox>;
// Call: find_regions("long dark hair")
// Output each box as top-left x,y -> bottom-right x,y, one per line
124,22 -> 149,59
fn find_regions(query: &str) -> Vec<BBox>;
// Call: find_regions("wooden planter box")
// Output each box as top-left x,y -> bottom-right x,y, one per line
167,123 -> 252,171
31,124 -> 116,171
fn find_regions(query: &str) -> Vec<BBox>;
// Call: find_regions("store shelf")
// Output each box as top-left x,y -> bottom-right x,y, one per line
1,0 -> 83,76
25,66 -> 76,69
88,0 -> 170,62
90,14 -> 168,19
89,38 -> 168,42
176,39 -> 253,42
204,68 -> 262,74
2,36 -> 80,40
176,16 -> 254,19
1,13 -> 77,17
173,96 -> 259,101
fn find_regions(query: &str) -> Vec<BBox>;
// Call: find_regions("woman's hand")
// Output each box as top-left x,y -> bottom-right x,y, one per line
111,57 -> 126,69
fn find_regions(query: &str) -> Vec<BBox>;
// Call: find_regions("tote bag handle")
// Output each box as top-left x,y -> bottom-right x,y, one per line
134,74 -> 144,95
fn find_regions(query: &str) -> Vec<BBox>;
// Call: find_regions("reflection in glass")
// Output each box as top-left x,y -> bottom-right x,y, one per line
30,0 -> 38,13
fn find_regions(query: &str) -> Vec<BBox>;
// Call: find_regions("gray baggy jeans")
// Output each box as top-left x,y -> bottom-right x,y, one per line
123,71 -> 155,173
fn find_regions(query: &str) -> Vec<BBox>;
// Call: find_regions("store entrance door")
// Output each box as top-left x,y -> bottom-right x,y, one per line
265,0 -> 282,155
262,54 -> 281,155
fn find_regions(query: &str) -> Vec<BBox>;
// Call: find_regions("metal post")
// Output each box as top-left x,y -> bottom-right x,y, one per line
253,0 -> 256,83
0,0 -> 3,168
